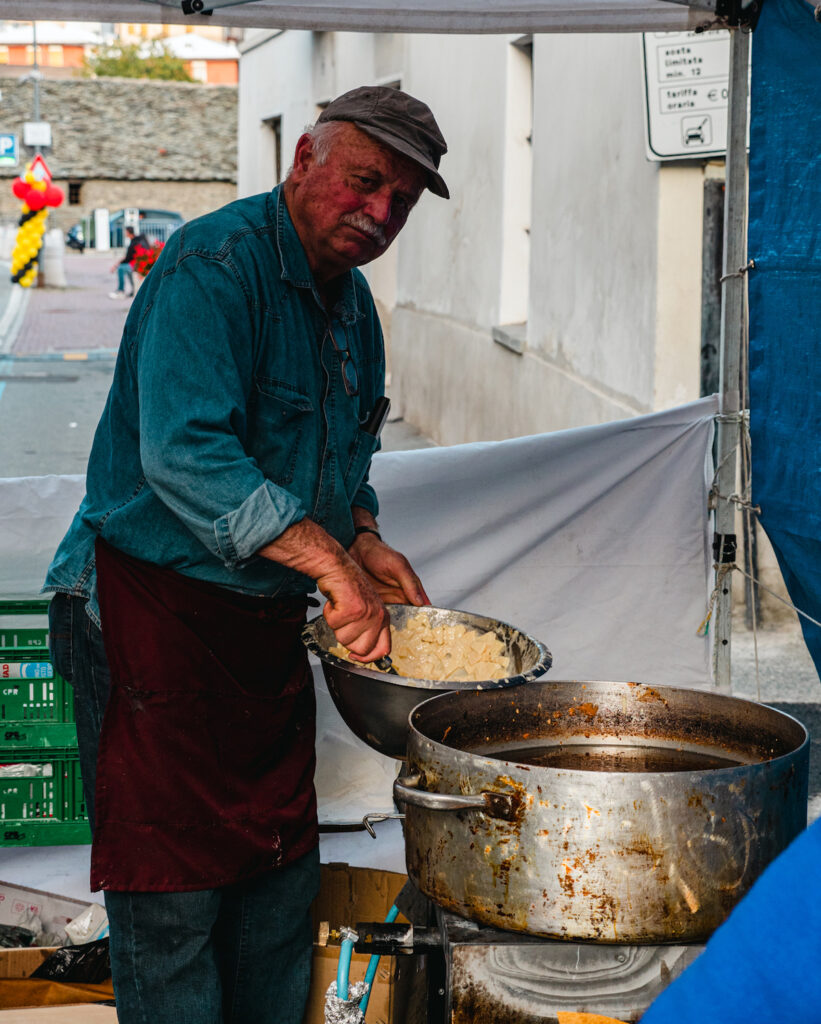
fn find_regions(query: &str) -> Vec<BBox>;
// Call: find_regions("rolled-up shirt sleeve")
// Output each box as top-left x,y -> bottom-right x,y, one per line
136,253 -> 306,567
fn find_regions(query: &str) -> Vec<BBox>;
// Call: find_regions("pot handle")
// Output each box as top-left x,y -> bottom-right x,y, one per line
394,773 -> 516,818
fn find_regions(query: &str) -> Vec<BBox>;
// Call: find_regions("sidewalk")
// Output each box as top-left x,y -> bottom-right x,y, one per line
3,251 -> 129,358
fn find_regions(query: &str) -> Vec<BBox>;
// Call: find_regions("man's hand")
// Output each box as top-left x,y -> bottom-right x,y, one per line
349,530 -> 430,607
314,558 -> 391,662
256,517 -> 390,662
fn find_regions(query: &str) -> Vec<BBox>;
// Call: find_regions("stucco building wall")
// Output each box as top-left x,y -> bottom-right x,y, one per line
236,30 -> 708,445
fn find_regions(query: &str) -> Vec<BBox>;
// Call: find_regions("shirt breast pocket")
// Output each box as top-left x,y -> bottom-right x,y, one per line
250,377 -> 315,487
344,426 -> 380,501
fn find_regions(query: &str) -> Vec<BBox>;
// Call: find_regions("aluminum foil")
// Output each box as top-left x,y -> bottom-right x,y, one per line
323,980 -> 368,1024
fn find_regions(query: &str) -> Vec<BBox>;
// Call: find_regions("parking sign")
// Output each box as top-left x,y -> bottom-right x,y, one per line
642,31 -> 749,161
0,133 -> 18,167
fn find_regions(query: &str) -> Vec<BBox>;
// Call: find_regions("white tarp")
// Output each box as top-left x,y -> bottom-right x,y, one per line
314,396 -> 717,840
3,0 -> 715,33
0,395 -> 717,858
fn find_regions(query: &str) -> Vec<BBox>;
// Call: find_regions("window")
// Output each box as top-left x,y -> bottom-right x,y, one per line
0,47 -> 9,65
496,35 -> 534,334
48,45 -> 64,68
68,182 -> 83,206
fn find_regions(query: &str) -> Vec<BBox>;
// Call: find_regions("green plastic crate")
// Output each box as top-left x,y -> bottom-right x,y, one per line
0,752 -> 90,847
0,618 -> 49,653
0,599 -> 50,656
0,668 -> 78,751
0,600 -> 78,751
0,601 -> 50,650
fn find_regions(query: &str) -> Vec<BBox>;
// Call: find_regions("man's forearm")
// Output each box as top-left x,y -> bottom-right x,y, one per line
256,517 -> 349,580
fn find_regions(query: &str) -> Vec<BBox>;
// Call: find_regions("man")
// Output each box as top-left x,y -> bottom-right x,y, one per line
45,86 -> 448,1023
108,224 -> 148,299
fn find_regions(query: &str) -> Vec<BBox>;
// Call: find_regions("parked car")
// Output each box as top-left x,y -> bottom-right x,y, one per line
65,222 -> 85,252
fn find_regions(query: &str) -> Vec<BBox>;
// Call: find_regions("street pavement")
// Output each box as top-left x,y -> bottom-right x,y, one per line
0,252 -> 125,477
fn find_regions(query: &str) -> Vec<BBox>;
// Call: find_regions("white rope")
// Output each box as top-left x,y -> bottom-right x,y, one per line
711,491 -> 762,515
738,410 -> 762,700
697,563 -> 734,638
733,563 -> 821,630
743,507 -> 762,701
720,258 -> 756,284
700,560 -> 821,635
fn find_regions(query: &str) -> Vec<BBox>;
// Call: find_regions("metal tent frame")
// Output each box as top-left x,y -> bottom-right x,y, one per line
7,0 -> 762,690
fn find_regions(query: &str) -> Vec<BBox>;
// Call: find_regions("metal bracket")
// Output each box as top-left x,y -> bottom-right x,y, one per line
715,0 -> 765,29
181,0 -> 213,14
713,532 -> 738,564
362,812 -> 405,838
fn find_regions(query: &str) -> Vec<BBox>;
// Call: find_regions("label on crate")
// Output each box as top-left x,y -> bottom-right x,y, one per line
1,662 -> 53,679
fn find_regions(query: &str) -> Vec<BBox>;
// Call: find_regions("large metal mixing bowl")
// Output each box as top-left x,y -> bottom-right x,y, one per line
301,604 -> 552,759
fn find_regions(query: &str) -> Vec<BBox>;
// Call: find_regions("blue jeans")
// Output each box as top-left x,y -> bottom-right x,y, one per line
48,593 -> 320,1024
117,264 -> 134,294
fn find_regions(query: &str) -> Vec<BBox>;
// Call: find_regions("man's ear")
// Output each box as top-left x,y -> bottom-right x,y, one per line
290,134 -> 315,182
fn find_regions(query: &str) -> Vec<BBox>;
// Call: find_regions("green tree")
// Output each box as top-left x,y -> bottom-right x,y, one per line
82,41 -> 195,82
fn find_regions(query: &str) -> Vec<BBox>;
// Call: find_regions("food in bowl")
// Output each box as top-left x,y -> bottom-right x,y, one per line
329,611 -> 511,682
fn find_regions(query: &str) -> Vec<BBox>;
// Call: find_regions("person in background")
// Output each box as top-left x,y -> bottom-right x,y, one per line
108,225 -> 147,299
45,85 -> 448,1024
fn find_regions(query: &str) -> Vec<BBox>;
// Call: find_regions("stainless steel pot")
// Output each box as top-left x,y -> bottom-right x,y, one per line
302,605 -> 552,759
395,679 -> 809,943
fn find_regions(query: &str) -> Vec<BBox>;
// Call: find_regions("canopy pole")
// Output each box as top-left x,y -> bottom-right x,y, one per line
713,26 -> 751,694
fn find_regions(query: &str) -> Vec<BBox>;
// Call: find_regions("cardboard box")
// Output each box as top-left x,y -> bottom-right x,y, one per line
304,863 -> 424,1024
0,881 -> 98,982
0,867 -> 427,1021
0,946 -> 58,979
0,1007 -> 117,1022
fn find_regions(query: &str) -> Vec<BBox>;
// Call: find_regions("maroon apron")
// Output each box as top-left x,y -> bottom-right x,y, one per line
91,538 -> 318,892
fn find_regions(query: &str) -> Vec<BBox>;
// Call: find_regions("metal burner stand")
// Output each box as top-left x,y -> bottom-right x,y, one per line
355,885 -> 705,1024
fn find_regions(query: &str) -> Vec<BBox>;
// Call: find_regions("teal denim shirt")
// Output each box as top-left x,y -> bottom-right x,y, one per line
45,186 -> 384,624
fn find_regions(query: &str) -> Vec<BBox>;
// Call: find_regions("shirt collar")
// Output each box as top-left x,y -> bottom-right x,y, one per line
273,185 -> 363,325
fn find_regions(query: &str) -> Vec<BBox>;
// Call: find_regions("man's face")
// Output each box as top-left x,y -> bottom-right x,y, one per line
287,123 -> 426,281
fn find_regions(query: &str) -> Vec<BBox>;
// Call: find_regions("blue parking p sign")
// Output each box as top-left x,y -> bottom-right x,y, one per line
0,134 -> 19,167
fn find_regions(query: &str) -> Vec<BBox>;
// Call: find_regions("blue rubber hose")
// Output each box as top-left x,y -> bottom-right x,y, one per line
360,904 -> 399,1015
337,928 -> 357,1001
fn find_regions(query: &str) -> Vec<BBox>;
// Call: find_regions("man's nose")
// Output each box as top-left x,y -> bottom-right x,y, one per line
364,188 -> 394,225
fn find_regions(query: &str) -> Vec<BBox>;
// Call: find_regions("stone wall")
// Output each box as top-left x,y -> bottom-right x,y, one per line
0,75 -> 237,234
0,77 -> 237,181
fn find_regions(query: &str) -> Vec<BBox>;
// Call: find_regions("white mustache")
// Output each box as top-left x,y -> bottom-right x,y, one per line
340,213 -> 387,247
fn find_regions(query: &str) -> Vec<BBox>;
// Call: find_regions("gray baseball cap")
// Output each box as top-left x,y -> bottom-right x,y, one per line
317,86 -> 449,199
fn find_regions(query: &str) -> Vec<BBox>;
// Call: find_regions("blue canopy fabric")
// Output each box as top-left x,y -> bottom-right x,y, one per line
748,0 -> 821,678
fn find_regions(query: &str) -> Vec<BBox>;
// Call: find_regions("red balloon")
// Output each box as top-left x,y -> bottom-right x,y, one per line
26,191 -> 45,211
12,178 -> 28,200
44,185 -> 64,208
